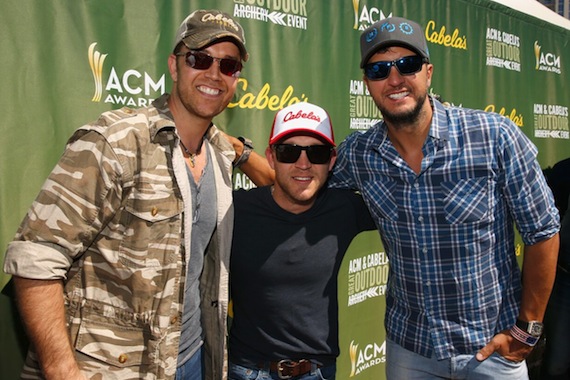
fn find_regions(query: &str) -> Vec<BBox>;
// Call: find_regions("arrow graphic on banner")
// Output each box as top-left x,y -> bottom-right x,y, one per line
366,286 -> 379,298
546,130 -> 567,139
268,11 -> 287,26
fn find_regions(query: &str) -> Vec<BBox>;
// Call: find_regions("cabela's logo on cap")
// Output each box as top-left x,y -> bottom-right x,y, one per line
201,12 -> 241,32
283,109 -> 321,123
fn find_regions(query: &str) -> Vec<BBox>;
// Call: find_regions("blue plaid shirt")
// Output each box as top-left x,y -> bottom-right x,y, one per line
329,98 -> 560,359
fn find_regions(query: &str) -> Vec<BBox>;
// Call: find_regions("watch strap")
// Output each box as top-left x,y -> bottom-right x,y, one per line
237,136 -> 254,150
515,319 -> 543,337
234,136 -> 254,168
510,324 -> 539,346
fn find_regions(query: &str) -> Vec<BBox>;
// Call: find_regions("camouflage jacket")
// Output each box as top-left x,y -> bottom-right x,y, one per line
4,94 -> 235,379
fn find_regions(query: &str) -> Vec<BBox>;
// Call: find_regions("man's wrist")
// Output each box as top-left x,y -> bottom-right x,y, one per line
515,318 -> 544,337
510,324 -> 540,346
233,136 -> 253,168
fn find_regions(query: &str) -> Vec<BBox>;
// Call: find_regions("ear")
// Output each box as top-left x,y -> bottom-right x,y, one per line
168,54 -> 178,82
265,146 -> 276,170
426,63 -> 433,87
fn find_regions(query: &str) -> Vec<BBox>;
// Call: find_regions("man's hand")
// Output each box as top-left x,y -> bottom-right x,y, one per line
475,330 -> 534,363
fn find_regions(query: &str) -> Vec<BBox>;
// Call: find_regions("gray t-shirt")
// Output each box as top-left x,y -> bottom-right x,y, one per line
178,140 -> 217,366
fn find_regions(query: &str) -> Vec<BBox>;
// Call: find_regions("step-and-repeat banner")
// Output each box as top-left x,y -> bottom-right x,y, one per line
1,0 -> 568,378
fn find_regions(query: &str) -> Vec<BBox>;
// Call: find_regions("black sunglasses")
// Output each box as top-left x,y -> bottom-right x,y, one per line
364,55 -> 428,80
176,50 -> 242,77
273,144 -> 334,164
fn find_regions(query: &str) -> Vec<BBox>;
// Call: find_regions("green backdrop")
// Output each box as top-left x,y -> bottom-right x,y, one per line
1,0 -> 568,378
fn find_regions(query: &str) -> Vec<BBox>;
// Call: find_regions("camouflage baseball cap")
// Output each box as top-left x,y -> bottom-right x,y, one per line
173,9 -> 249,62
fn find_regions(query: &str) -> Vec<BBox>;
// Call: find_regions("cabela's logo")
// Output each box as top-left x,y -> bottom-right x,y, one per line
88,43 -> 165,107
425,20 -> 467,50
229,78 -> 309,111
484,104 -> 524,127
284,110 -> 320,123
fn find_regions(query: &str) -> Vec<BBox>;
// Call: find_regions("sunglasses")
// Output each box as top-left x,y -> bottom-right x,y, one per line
364,55 -> 428,80
273,144 -> 334,164
176,50 -> 242,77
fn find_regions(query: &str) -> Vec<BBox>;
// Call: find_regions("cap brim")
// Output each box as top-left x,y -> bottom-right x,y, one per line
269,129 -> 336,147
360,41 -> 426,67
183,32 -> 249,62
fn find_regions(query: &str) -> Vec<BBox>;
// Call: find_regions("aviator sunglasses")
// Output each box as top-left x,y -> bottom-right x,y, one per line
364,55 -> 428,80
176,50 -> 242,77
273,144 -> 334,164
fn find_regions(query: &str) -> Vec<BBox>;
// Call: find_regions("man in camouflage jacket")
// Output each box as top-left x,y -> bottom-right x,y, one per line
3,10 -> 254,380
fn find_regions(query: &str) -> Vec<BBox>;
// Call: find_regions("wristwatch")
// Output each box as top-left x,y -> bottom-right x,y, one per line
515,319 -> 544,337
233,136 -> 254,168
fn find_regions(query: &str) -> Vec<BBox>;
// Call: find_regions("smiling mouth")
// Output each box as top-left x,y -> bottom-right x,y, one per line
198,85 -> 221,96
388,91 -> 409,100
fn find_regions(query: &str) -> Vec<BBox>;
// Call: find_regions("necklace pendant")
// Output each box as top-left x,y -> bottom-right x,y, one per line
180,139 -> 202,169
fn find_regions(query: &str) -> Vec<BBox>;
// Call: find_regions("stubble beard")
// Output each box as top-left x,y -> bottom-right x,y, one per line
378,92 -> 428,129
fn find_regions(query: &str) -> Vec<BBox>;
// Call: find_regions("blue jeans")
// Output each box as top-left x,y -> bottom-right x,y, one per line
228,361 -> 336,380
176,346 -> 204,380
386,339 -> 528,379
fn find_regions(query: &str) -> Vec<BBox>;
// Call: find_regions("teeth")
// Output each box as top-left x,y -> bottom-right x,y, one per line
389,91 -> 408,100
198,86 -> 220,96
294,177 -> 311,181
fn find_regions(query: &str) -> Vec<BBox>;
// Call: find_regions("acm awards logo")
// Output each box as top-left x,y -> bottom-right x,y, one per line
88,43 -> 166,106
349,340 -> 386,377
351,0 -> 392,30
534,41 -> 561,74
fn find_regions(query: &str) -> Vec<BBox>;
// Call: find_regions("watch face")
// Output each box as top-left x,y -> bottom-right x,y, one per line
529,322 -> 544,336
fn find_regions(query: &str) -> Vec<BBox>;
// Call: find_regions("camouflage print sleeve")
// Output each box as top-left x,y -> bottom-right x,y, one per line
4,129 -> 125,280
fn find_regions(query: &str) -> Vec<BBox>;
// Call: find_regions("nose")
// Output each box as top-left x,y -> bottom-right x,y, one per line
205,58 -> 223,79
386,64 -> 405,84
295,150 -> 312,168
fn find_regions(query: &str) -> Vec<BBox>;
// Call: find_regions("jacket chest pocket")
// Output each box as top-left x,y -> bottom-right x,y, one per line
118,181 -> 183,269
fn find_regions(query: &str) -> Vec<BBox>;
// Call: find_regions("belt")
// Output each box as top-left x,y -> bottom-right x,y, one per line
261,359 -> 319,379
